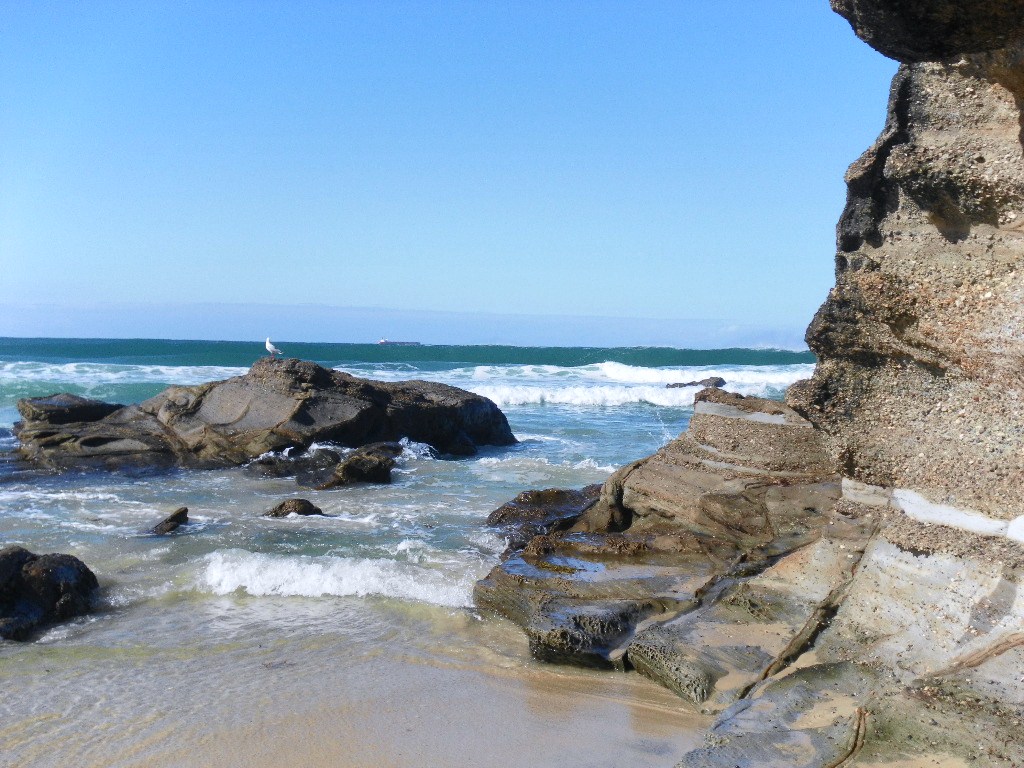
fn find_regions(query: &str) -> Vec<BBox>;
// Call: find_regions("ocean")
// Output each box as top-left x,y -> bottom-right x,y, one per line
0,338 -> 814,767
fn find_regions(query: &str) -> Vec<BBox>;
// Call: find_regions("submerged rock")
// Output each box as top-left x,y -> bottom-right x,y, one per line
263,498 -> 324,518
313,442 -> 404,489
0,546 -> 99,641
15,358 -> 516,471
244,447 -> 342,479
149,506 -> 189,535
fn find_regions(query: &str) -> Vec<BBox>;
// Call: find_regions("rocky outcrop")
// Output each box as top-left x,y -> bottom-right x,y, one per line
475,3 -> 1024,765
666,377 -> 726,389
14,358 -> 515,471
791,7 -> 1024,521
477,386 -> 1024,764
475,389 -> 842,675
831,0 -> 1024,61
0,546 -> 99,641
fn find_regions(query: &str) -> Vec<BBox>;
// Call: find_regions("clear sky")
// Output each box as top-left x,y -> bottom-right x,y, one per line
0,1 -> 897,347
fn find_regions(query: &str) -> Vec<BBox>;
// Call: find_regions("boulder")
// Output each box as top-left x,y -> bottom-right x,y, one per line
15,358 -> 516,471
149,506 -> 189,534
0,546 -> 99,641
313,442 -> 404,489
264,498 -> 324,518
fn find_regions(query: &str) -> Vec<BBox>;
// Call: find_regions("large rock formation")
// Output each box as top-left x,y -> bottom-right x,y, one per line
13,358 -> 516,470
790,5 -> 1024,523
476,4 -> 1024,764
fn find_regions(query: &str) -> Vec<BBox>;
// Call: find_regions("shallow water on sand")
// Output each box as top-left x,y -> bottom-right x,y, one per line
0,342 -> 810,765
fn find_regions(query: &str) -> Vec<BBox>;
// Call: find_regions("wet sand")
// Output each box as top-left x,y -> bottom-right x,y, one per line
0,595 -> 708,767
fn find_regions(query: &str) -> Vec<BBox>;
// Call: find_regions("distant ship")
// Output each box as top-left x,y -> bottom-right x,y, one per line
377,339 -> 422,346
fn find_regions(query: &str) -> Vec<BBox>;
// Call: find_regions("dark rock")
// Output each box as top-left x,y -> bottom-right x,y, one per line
149,507 -> 188,535
15,393 -> 124,425
263,498 -> 324,518
15,357 -> 516,471
666,377 -> 726,389
831,0 -> 1024,62
486,485 -> 602,557
246,447 -> 342,480
313,442 -> 403,489
0,546 -> 99,641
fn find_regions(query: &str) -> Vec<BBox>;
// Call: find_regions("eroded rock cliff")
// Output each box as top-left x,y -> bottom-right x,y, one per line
476,4 -> 1024,765
791,3 -> 1024,521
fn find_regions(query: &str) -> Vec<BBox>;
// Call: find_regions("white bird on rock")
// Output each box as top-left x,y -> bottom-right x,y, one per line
265,337 -> 283,357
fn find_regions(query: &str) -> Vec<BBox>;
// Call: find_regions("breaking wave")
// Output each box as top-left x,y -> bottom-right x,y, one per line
201,549 -> 484,608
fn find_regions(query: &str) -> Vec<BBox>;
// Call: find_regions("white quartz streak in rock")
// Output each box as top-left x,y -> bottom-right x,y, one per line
842,479 -> 1024,542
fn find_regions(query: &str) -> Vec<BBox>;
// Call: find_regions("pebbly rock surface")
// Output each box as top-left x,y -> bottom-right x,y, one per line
14,357 -> 515,471
789,9 -> 1024,521
0,546 -> 99,641
831,0 -> 1024,62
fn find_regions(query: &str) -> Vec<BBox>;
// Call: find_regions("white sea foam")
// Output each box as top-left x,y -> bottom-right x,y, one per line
201,549 -> 479,607
0,361 -> 247,386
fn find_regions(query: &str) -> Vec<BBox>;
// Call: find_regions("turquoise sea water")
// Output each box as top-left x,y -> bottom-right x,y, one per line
0,338 -> 814,766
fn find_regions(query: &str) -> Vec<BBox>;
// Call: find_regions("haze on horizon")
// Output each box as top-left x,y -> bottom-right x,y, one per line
0,2 -> 897,348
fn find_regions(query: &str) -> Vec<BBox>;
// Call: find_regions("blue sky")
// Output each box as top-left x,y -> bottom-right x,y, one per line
0,2 -> 897,346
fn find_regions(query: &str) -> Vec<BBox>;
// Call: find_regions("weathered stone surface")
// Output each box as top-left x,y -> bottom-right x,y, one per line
831,0 -> 1024,62
475,531 -> 733,669
0,546 -> 99,641
149,507 -> 188,535
629,514 -> 874,712
15,358 -> 516,471
676,662 -> 877,768
574,389 -> 837,540
793,35 -> 1024,520
485,485 -> 602,557
263,498 -> 324,518
313,442 -> 403,488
